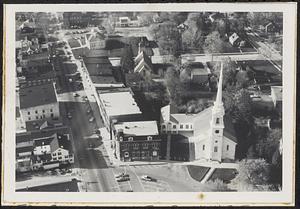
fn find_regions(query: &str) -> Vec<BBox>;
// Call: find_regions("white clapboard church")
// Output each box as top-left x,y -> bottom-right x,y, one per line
160,63 -> 237,162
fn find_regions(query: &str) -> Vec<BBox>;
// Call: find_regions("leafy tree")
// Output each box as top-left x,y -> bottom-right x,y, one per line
149,21 -> 181,56
231,159 -> 271,191
168,12 -> 189,25
120,45 -> 134,73
164,67 -> 184,106
236,70 -> 250,88
204,31 -> 225,54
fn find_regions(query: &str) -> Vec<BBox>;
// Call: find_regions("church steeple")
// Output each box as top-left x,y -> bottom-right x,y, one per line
215,62 -> 223,106
208,61 -> 225,162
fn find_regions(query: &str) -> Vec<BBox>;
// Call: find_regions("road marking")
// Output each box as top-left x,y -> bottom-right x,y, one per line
128,165 -> 145,192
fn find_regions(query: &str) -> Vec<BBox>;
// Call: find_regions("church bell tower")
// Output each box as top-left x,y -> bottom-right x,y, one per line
209,62 -> 225,162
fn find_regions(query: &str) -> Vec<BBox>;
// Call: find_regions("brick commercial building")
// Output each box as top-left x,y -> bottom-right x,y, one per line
113,121 -> 160,161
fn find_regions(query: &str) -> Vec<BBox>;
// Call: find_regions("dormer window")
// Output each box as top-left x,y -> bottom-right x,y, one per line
128,137 -> 133,141
147,136 -> 152,141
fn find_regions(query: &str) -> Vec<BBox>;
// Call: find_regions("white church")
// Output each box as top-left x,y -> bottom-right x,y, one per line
160,63 -> 237,162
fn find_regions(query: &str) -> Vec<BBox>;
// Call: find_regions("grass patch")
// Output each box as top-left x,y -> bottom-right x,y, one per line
187,165 -> 210,182
208,168 -> 237,184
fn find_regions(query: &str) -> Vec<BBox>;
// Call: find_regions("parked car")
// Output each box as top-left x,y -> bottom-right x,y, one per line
67,112 -> 72,119
115,173 -> 129,179
116,176 -> 130,182
141,175 -> 157,182
89,117 -> 95,122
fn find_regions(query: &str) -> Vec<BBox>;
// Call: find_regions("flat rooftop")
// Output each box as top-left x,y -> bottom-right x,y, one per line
114,121 -> 159,136
19,82 -> 57,109
99,90 -> 141,117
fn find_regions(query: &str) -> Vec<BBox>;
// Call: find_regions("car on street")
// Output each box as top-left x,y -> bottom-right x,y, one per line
116,176 -> 130,182
67,112 -> 72,119
115,173 -> 129,179
141,175 -> 157,182
89,117 -> 95,122
86,109 -> 91,114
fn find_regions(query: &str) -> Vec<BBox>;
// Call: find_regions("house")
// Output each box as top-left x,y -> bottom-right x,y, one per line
229,33 -> 241,47
134,43 -> 153,79
160,63 -> 237,162
62,12 -> 90,29
189,62 -> 211,84
116,16 -> 141,27
113,121 -> 160,161
271,86 -> 282,113
97,88 -> 142,129
86,31 -> 106,50
16,126 -> 74,172
19,82 -> 59,122
32,133 -> 74,170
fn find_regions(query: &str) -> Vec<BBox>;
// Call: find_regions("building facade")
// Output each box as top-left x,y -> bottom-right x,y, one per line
113,121 -> 161,161
19,82 -> 60,122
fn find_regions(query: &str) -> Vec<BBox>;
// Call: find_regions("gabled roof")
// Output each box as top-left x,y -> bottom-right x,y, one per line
134,51 -> 153,74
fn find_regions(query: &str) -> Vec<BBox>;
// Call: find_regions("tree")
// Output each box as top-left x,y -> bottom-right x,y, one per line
168,12 -> 189,25
204,31 -> 225,54
149,21 -> 181,56
231,159 -> 271,191
164,67 -> 184,106
120,45 -> 134,73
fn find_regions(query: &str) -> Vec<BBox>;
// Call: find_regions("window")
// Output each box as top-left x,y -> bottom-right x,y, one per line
186,124 -> 189,129
119,136 -> 123,141
215,140 -> 218,143
215,130 -> 219,134
173,125 -> 176,129
180,125 -> 183,129
214,146 -> 218,152
202,145 -> 205,150
28,117 -> 31,121
58,157 -> 62,160
36,116 -> 39,119
51,113 -> 54,118
216,118 -> 220,124
190,125 -> 193,129
52,157 -> 57,161
42,110 -> 45,113
226,145 -> 229,151
124,152 -> 129,158
152,151 -> 158,156
147,136 -> 152,141
27,112 -> 30,115
35,110 -> 38,114
58,152 -> 62,155
133,143 -> 139,149
162,125 -> 166,129
50,109 -> 53,112
142,143 -> 149,149
152,143 -> 159,149
128,137 -> 133,141
52,153 -> 56,156
65,155 -> 69,159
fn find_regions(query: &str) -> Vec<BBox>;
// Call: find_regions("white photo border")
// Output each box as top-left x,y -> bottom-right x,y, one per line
2,2 -> 297,206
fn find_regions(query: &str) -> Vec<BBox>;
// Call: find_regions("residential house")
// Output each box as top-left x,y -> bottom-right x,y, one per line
113,121 -> 161,161
32,133 -> 74,170
19,82 -> 59,122
86,30 -> 106,50
229,32 -> 241,47
134,43 -> 153,79
189,62 -> 211,84
116,16 -> 141,27
16,140 -> 34,172
160,63 -> 237,162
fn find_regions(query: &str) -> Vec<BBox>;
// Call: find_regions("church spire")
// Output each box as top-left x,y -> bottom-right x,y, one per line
215,62 -> 223,106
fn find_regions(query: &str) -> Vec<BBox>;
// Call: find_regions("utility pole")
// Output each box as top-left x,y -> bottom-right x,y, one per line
166,122 -> 171,161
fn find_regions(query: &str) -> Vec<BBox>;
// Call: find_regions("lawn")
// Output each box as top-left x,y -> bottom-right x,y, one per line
187,165 -> 210,182
208,168 -> 237,184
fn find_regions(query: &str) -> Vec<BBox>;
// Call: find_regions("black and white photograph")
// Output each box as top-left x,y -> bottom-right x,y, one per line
2,2 -> 296,207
